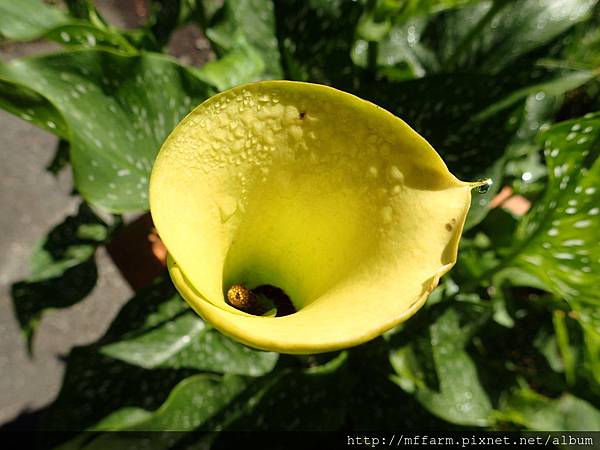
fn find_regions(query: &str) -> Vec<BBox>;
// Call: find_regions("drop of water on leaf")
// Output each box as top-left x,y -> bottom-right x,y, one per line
475,178 -> 493,194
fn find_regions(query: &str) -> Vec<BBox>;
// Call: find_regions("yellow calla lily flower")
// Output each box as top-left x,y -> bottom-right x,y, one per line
150,80 -> 485,354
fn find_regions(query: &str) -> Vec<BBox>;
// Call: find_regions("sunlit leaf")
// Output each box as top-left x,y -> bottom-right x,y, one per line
99,280 -> 278,375
360,68 -> 594,228
195,45 -> 266,91
0,0 -> 135,52
0,50 -> 215,212
0,0 -> 68,41
205,0 -> 282,79
508,114 -> 599,317
0,79 -> 68,138
497,386 -> 600,431
429,0 -> 597,71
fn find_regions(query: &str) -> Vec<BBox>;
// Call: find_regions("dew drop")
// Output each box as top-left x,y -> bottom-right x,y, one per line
574,220 -> 591,229
388,165 -> 404,183
381,206 -> 393,224
367,166 -> 378,178
475,178 -> 493,194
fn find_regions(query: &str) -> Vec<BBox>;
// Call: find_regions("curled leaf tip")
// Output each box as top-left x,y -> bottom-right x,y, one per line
469,178 -> 493,194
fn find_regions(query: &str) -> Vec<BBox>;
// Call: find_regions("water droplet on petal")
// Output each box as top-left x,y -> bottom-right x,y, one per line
475,178 -> 493,194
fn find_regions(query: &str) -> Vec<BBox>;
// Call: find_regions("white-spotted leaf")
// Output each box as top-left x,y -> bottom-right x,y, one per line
0,50 -> 215,212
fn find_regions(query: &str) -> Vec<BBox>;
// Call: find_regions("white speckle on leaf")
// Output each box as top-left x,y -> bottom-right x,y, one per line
562,239 -> 584,247
574,220 -> 591,229
553,252 -> 575,260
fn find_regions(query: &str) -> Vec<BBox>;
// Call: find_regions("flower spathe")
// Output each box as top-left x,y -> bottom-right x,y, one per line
150,81 -> 480,354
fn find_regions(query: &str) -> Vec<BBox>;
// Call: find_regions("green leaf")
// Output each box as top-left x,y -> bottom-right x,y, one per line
558,6 -> 600,70
0,0 -> 136,52
101,312 -> 207,369
508,114 -> 599,313
498,387 -> 600,431
42,347 -> 196,433
195,45 -> 266,91
221,368 -> 348,431
11,203 -> 116,350
50,374 -> 248,449
206,0 -> 282,79
65,0 -> 108,26
275,0 -> 364,87
0,0 -> 68,41
99,280 -> 278,376
348,339 -> 454,430
390,301 -> 493,426
98,375 -> 248,433
0,50 -> 215,212
431,0 -> 597,72
156,328 -> 279,376
146,0 -> 204,50
47,139 -> 71,176
0,79 -> 68,138
359,68 -> 594,228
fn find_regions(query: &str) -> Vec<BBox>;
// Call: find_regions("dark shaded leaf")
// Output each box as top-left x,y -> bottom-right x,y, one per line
389,301 -> 493,426
11,203 -> 116,350
47,139 -> 71,176
147,0 -> 204,50
274,0 -> 364,87
42,347 -> 197,434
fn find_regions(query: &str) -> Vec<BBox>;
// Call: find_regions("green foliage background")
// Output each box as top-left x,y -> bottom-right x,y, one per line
1,0 -> 599,446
